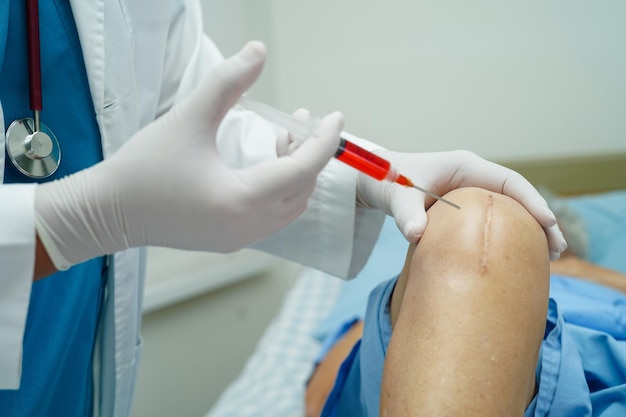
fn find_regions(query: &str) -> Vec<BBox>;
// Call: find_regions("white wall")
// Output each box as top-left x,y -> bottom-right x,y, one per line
133,260 -> 300,417
204,0 -> 626,162
201,0 -> 277,101
132,2 -> 626,415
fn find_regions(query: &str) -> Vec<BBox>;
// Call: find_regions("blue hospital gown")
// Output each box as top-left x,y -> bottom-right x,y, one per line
314,214 -> 626,417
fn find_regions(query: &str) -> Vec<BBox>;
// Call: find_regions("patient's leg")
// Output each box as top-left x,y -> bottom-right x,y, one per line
550,253 -> 626,294
381,187 -> 550,417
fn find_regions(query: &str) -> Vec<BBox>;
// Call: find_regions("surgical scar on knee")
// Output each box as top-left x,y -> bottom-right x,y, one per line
479,194 -> 494,274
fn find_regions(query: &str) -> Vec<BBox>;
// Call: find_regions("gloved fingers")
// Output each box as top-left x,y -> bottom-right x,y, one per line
276,108 -> 311,157
485,163 -> 555,223
287,108 -> 313,153
546,223 -> 566,261
292,108 -> 312,120
240,111 -> 342,200
447,153 -> 556,226
178,41 -> 267,131
498,171 -> 567,255
269,183 -> 316,225
249,190 -> 312,241
357,171 -> 428,243
275,127 -> 290,157
223,164 -> 315,243
477,174 -> 568,257
388,189 -> 429,243
288,111 -> 343,172
451,155 -> 567,255
444,153 -> 553,225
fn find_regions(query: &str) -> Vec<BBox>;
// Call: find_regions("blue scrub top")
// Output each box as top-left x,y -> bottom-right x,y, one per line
0,1 -> 106,416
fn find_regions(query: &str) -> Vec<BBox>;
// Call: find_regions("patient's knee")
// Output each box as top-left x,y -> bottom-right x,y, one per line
417,187 -> 548,273
391,187 -> 550,327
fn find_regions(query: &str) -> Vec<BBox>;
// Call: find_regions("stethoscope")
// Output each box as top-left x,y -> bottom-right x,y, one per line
5,0 -> 61,178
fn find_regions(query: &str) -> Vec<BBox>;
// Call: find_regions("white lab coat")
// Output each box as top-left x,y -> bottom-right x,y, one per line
0,1 -> 384,416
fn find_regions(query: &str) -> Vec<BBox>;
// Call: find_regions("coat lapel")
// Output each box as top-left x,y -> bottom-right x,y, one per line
68,0 -> 139,158
68,0 -> 105,115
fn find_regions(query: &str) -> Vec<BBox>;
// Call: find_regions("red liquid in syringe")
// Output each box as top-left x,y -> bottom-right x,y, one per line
333,137 -> 415,187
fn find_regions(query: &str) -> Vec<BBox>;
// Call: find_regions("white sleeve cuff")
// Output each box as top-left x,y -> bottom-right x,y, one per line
0,184 -> 37,389
252,159 -> 385,279
34,215 -> 71,271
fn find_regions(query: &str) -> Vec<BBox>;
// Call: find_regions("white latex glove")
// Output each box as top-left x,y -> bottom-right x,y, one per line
35,41 -> 343,270
356,149 -> 568,261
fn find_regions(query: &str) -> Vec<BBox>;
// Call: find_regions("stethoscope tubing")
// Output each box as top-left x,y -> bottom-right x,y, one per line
4,0 -> 61,178
26,0 -> 43,113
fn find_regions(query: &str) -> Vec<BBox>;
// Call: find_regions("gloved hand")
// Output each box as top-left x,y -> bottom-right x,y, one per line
35,41 -> 343,270
356,149 -> 568,260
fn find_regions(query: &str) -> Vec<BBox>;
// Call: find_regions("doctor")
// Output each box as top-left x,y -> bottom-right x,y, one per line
0,1 -> 566,416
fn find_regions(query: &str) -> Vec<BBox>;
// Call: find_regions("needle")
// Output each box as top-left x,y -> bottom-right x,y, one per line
411,184 -> 460,209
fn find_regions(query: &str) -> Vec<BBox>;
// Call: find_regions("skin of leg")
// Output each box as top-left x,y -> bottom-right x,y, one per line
551,252 -> 626,294
381,187 -> 550,417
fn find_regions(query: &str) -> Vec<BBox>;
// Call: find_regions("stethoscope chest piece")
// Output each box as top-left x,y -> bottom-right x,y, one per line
6,117 -> 61,178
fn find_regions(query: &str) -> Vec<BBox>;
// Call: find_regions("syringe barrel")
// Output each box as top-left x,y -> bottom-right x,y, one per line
238,96 -> 317,139
238,96 -> 401,183
334,137 -> 395,181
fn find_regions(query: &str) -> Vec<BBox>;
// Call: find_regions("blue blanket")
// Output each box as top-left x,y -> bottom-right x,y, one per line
314,191 -> 626,417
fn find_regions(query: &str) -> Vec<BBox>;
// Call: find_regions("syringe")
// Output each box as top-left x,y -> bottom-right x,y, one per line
238,96 -> 460,209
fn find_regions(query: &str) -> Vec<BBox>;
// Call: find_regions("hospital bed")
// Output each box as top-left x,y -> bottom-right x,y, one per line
205,184 -> 626,417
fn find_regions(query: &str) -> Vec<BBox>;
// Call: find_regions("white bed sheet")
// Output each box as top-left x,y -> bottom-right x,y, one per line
205,267 -> 344,417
